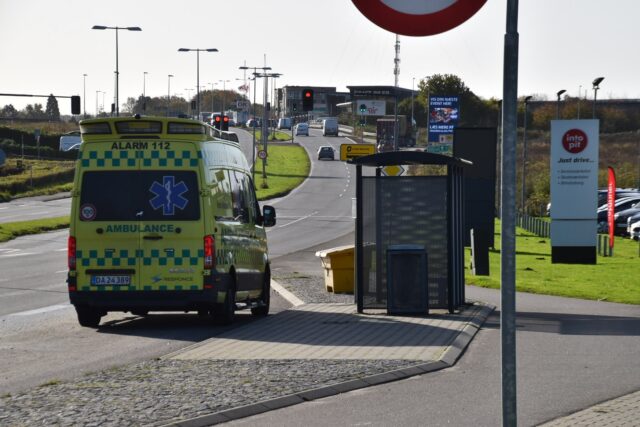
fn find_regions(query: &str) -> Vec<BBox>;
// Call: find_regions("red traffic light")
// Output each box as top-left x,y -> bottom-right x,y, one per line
223,116 -> 229,122
214,116 -> 221,122
304,91 -> 312,98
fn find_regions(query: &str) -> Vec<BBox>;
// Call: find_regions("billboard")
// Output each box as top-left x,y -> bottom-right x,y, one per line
428,95 -> 459,144
356,99 -> 386,116
550,119 -> 599,263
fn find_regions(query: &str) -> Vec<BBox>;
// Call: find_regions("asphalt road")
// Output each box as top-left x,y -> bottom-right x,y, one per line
0,126 -> 358,394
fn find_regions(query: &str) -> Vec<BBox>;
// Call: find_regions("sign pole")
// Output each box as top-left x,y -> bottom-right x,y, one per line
501,0 -> 519,425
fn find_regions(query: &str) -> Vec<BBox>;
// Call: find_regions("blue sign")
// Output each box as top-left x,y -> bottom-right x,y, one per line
149,176 -> 189,216
428,96 -> 459,143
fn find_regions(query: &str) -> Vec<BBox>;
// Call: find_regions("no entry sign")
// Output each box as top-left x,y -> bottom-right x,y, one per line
352,0 -> 487,36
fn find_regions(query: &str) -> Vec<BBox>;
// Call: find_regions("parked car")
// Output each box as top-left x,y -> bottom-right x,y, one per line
317,146 -> 335,160
295,123 -> 309,136
596,196 -> 640,232
246,119 -> 260,127
613,202 -> 640,235
627,215 -> 640,240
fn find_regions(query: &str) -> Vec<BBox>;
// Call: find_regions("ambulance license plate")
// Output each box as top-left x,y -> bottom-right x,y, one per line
91,275 -> 131,286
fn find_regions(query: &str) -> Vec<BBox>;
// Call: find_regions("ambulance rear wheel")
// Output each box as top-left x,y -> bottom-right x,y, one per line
213,280 -> 236,325
251,269 -> 270,317
75,306 -> 102,328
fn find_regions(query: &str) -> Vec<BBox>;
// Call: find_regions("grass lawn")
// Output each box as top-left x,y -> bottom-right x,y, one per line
254,143 -> 310,199
466,220 -> 640,304
253,130 -> 292,142
0,216 -> 70,243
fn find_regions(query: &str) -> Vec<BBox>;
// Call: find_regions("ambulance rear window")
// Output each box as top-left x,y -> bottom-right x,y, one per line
80,171 -> 200,221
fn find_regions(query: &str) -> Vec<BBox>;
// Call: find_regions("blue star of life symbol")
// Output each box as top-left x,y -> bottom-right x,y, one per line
149,176 -> 189,216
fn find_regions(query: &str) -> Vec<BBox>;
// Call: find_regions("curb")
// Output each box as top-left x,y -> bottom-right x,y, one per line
158,302 -> 495,427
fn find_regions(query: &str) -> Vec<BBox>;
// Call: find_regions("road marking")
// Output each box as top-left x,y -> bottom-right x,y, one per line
276,211 -> 318,229
55,247 -> 68,252
0,252 -> 36,258
55,270 -> 68,274
9,304 -> 70,317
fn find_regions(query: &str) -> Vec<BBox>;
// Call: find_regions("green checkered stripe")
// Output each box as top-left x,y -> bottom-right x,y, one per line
80,150 -> 202,168
78,248 -> 204,291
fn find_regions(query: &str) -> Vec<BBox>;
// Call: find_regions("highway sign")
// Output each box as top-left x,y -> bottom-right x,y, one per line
381,165 -> 405,177
340,143 -> 376,161
257,150 -> 267,160
351,0 -> 487,36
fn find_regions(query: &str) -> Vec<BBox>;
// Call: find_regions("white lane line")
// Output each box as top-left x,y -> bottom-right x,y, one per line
55,270 -> 68,274
55,248 -> 68,252
9,304 -> 70,317
276,211 -> 318,229
0,252 -> 36,258
0,283 -> 67,298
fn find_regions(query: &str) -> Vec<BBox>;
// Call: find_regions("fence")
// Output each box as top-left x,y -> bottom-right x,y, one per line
517,214 -> 550,238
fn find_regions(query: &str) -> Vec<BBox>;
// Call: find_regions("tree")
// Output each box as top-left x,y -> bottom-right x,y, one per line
45,95 -> 60,121
1,104 -> 18,118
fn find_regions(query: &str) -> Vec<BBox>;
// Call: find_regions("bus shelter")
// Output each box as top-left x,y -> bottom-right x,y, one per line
350,151 -> 470,314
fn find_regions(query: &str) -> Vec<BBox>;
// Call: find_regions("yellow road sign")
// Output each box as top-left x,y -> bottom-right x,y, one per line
381,165 -> 406,176
340,143 -> 376,161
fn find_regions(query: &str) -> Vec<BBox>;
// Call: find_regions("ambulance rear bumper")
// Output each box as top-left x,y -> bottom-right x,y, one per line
68,273 -> 232,311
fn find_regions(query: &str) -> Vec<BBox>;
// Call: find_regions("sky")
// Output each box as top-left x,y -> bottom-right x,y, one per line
1,0 -> 639,115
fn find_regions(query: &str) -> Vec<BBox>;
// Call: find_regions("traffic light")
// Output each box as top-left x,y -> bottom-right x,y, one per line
213,114 -> 222,129
222,115 -> 229,131
359,103 -> 367,114
302,89 -> 313,111
71,96 -> 81,115
292,103 -> 297,112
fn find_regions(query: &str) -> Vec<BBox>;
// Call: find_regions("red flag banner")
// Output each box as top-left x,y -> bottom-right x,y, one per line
607,167 -> 616,249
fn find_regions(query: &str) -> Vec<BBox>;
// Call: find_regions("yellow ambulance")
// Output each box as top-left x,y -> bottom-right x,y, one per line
67,115 -> 276,327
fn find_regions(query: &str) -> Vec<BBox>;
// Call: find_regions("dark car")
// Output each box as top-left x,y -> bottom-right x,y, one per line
597,196 -> 640,232
317,146 -> 335,160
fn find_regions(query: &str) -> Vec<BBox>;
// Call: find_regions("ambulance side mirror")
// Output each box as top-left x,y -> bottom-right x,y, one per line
263,205 -> 276,227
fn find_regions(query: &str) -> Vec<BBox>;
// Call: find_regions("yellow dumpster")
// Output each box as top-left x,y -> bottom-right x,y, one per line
315,245 -> 355,294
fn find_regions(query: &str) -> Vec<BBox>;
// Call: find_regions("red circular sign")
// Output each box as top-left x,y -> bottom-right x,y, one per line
351,0 -> 487,36
562,129 -> 588,154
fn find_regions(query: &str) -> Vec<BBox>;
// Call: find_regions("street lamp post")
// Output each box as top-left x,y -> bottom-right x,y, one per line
219,79 -> 230,115
239,65 -> 272,177
254,71 -> 282,183
178,48 -> 218,120
556,89 -> 566,119
82,74 -> 88,118
91,25 -> 142,117
592,77 -> 604,119
95,90 -> 103,116
185,88 -> 194,114
577,85 -> 582,119
167,74 -> 174,116
521,95 -> 532,214
142,71 -> 148,112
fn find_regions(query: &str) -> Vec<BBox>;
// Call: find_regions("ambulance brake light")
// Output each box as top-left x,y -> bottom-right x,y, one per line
204,235 -> 215,269
68,236 -> 76,270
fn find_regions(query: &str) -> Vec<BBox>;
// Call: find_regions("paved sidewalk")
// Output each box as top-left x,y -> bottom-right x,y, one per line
168,303 -> 486,362
540,389 -> 640,427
